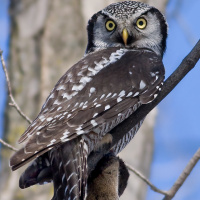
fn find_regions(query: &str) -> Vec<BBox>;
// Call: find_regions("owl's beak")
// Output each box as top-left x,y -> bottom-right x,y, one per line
122,28 -> 129,46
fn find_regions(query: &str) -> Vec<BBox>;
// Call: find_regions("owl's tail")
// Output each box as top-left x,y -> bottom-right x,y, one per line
18,137 -> 88,200
51,138 -> 88,200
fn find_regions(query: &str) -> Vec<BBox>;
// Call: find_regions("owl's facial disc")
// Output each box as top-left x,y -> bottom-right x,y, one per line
86,1 -> 167,57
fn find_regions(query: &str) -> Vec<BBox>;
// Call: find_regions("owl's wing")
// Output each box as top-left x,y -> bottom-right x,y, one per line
10,47 -> 164,170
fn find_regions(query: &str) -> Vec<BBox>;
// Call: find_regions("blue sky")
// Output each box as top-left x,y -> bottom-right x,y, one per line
0,0 -> 9,141
147,0 -> 200,199
0,0 -> 200,200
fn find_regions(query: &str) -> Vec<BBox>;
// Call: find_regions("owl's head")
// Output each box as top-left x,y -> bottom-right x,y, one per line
86,1 -> 168,57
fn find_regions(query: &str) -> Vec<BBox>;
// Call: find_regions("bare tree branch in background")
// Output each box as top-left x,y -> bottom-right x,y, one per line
0,49 -> 30,151
0,139 -> 17,152
127,147 -> 200,199
126,163 -> 168,196
0,49 -> 32,124
163,148 -> 200,200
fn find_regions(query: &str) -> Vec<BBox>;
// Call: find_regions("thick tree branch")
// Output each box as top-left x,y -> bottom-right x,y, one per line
109,40 -> 200,147
0,49 -> 32,124
88,40 -> 200,197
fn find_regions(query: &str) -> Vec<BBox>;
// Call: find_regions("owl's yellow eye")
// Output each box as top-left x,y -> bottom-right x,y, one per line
105,20 -> 116,31
136,18 -> 147,29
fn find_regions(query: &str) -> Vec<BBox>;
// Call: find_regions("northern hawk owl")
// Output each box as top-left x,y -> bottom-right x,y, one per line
10,1 -> 167,199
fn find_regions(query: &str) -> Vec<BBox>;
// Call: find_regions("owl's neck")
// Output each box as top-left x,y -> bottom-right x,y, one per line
85,44 -> 164,58
85,46 -> 105,55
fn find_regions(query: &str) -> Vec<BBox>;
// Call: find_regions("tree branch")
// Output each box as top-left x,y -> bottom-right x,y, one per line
0,49 -> 32,124
163,148 -> 200,200
88,40 -> 200,197
109,40 -> 200,147
0,138 -> 18,151
126,147 -> 200,200
126,163 -> 168,196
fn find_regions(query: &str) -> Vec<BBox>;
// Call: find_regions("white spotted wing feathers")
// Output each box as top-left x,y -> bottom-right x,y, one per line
10,47 -> 164,171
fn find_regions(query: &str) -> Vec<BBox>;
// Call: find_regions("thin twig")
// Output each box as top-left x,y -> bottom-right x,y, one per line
163,148 -> 200,200
0,138 -> 18,151
0,49 -> 32,124
126,163 -> 169,196
127,148 -> 200,200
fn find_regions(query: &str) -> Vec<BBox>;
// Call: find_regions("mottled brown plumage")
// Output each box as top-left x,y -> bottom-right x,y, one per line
10,1 -> 167,199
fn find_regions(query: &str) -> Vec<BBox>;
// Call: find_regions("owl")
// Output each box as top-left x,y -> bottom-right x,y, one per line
10,1 -> 167,199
